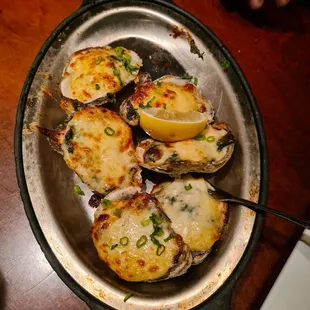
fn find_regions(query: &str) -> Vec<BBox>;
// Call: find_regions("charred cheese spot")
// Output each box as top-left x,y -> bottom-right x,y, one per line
61,46 -> 142,104
90,193 -> 188,282
61,107 -> 141,195
152,177 -> 227,253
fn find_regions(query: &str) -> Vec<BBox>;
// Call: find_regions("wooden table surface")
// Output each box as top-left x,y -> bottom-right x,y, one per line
1,0 -> 310,309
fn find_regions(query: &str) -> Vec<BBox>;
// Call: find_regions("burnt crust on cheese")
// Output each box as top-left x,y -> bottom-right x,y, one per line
120,75 -> 214,126
90,192 -> 192,282
152,177 -> 228,265
135,123 -> 235,177
38,107 -> 142,195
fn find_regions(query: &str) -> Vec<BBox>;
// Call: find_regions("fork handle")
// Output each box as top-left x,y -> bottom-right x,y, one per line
226,197 -> 310,230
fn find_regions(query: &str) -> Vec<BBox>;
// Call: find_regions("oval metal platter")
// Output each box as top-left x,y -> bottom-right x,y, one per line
15,0 -> 268,309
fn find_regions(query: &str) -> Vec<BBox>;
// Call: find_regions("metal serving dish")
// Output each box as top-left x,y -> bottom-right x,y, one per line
15,0 -> 268,309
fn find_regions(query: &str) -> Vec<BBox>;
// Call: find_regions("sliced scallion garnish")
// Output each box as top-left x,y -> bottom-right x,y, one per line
73,185 -> 85,196
193,77 -> 198,86
156,244 -> 165,256
206,136 -> 215,143
184,184 -> 192,191
104,127 -> 115,136
124,292 -> 133,302
194,135 -> 206,141
113,208 -> 122,217
136,235 -> 147,248
141,218 -> 151,227
95,83 -> 100,90
95,56 -> 103,65
101,199 -> 111,207
120,236 -> 129,246
111,244 -> 118,250
164,234 -> 175,242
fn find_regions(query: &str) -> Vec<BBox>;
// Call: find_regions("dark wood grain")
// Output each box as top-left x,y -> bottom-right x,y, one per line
0,0 -> 309,309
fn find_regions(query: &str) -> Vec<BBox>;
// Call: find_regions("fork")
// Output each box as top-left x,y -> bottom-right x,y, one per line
208,184 -> 310,229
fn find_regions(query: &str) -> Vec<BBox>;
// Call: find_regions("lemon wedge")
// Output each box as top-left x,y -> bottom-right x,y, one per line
140,108 -> 208,142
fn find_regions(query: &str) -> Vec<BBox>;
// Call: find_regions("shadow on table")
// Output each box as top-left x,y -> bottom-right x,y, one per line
0,269 -> 6,310
248,204 -> 310,310
220,0 -> 309,33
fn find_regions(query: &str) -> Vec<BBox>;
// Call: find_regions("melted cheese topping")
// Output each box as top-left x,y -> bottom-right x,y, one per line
61,46 -> 142,103
90,193 -> 181,282
61,107 -> 141,195
131,75 -> 214,122
152,177 -> 227,252
140,125 -> 229,166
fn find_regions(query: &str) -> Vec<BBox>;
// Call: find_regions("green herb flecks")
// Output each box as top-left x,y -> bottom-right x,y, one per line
73,185 -> 85,196
95,83 -> 100,90
114,46 -> 138,74
156,244 -> 166,256
136,235 -> 147,248
156,81 -> 162,87
101,199 -> 111,207
221,59 -> 231,70
124,292 -> 133,302
139,96 -> 156,109
141,218 -> 151,227
206,136 -> 215,143
167,196 -> 176,204
182,74 -> 193,80
120,236 -> 129,246
113,208 -> 122,217
184,184 -> 192,191
113,69 -> 122,86
95,56 -> 103,65
111,244 -> 118,250
104,127 -> 115,136
194,134 -> 206,141
164,234 -> 175,242
165,152 -> 178,163
193,77 -> 198,86
149,213 -> 163,226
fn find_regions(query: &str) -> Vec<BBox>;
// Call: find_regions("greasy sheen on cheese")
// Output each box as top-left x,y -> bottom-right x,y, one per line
120,75 -> 214,126
61,107 -> 141,195
90,193 -> 191,282
135,124 -> 235,176
61,46 -> 142,103
152,177 -> 227,253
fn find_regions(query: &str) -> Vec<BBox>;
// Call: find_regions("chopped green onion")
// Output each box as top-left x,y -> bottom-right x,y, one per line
164,234 -> 175,242
136,235 -> 147,248
193,77 -> 198,86
95,83 -> 100,90
104,127 -> 115,136
95,56 -> 103,65
149,213 -> 163,226
167,196 -> 176,204
150,235 -> 161,247
120,236 -> 129,246
141,218 -> 151,227
156,244 -> 166,256
73,185 -> 85,196
182,74 -> 193,80
156,228 -> 164,237
156,81 -> 162,87
124,292 -> 133,302
111,244 -> 118,250
114,46 -> 124,57
184,184 -> 192,191
101,199 -> 111,207
163,103 -> 167,110
206,136 -> 216,143
113,208 -> 122,217
113,69 -> 122,85
139,96 -> 156,109
194,134 -> 206,141
221,59 -> 230,69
